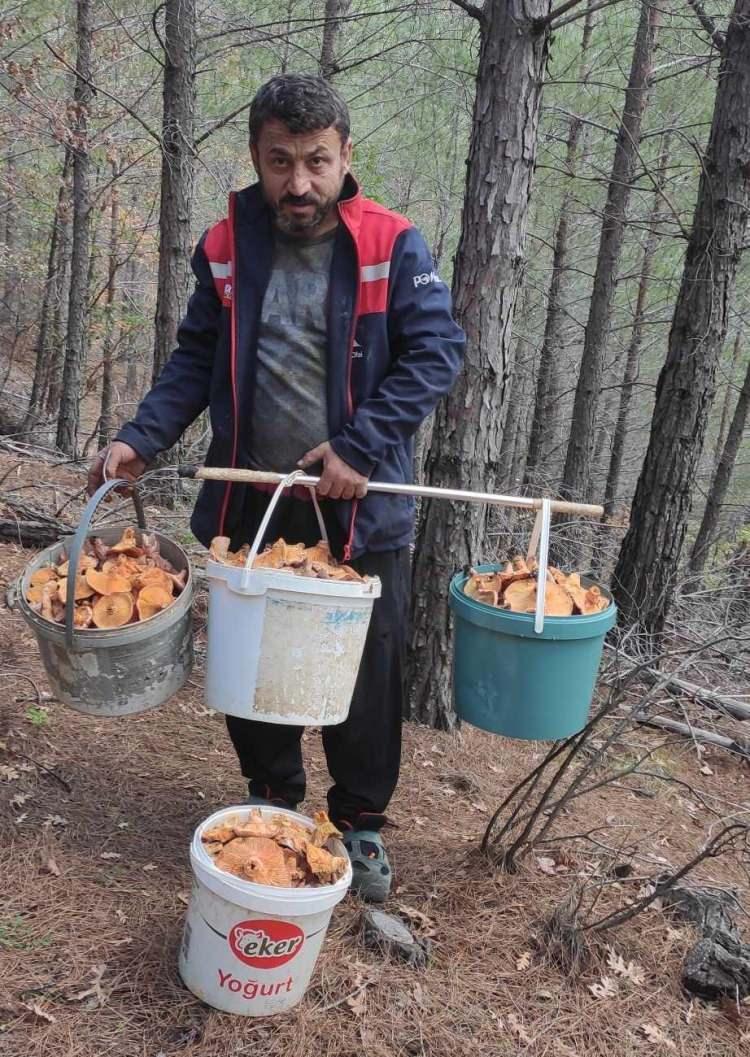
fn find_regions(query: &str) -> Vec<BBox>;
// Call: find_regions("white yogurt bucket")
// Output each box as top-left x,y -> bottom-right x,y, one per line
178,805 -> 352,1016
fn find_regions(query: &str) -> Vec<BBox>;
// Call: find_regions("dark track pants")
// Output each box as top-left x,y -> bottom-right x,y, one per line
225,492 -> 410,832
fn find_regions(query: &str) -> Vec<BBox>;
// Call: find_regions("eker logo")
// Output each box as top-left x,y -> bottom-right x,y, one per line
229,919 -> 305,970
413,270 -> 440,288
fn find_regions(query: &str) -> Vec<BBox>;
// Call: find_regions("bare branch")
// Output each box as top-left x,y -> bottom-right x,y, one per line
448,0 -> 484,20
684,0 -> 726,50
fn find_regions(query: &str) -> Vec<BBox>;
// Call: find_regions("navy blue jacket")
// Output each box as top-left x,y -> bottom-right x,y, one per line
117,175 -> 465,558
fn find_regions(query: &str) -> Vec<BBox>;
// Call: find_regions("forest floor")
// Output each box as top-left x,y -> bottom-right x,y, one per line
0,450 -> 749,1057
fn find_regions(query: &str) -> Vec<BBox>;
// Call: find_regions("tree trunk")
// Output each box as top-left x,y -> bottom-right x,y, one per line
407,0 -> 551,729
560,0 -> 661,503
24,147 -> 73,429
56,0 -> 93,456
98,165 -> 120,448
319,0 -> 352,80
1,154 -> 18,329
45,217 -> 72,416
603,134 -> 671,519
688,353 -> 750,577
153,0 -> 196,384
613,0 -> 750,635
524,0 -> 595,488
712,331 -> 742,474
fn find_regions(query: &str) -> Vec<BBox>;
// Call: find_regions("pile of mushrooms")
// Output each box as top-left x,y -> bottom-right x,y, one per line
464,556 -> 610,617
26,528 -> 187,629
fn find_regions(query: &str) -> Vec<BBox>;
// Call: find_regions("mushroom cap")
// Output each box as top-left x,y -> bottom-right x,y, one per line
136,584 -> 173,621
86,567 -> 133,596
92,592 -> 134,629
58,575 -> 96,602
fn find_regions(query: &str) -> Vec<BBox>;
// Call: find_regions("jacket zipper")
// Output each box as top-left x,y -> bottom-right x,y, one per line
339,201 -> 360,563
218,191 -> 239,536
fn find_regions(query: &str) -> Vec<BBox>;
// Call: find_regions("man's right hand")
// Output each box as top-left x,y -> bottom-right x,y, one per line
87,441 -> 147,496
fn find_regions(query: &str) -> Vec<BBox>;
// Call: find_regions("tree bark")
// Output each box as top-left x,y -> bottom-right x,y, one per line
44,218 -> 72,416
524,0 -> 595,488
407,0 -> 551,729
56,0 -> 93,455
688,353 -> 750,577
98,164 -> 120,448
24,147 -> 73,429
612,0 -> 750,635
319,0 -> 352,80
152,0 -> 196,384
603,134 -> 671,519
712,331 -> 742,475
1,154 -> 18,329
560,0 -> 661,503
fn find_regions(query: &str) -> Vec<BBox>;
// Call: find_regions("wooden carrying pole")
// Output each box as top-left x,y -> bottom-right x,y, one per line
179,465 -> 605,519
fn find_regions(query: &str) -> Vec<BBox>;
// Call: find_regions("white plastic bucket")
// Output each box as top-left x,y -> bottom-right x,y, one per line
178,805 -> 352,1016
204,472 -> 381,725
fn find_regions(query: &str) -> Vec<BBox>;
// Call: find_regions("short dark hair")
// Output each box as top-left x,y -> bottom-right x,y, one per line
249,74 -> 350,145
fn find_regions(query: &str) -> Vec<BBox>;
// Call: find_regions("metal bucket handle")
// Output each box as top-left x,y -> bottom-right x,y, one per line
240,470 -> 327,590
64,479 -> 147,652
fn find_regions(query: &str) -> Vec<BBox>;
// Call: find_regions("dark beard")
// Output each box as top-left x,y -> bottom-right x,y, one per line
258,176 -> 340,235
274,197 -> 331,234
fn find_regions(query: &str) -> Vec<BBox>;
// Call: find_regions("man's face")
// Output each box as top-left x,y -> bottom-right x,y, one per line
251,119 -> 352,237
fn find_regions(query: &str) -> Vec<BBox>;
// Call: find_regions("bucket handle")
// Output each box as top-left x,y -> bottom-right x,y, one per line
240,470 -> 327,590
64,479 -> 147,652
526,496 -> 552,635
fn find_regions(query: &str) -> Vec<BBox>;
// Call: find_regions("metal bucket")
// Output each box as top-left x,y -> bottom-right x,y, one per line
16,479 -> 194,717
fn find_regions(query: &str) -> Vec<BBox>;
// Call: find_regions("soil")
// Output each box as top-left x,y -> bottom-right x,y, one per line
0,452 -> 748,1056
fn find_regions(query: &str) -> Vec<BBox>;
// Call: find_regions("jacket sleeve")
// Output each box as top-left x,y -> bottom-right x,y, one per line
329,226 -> 465,476
115,232 -> 221,462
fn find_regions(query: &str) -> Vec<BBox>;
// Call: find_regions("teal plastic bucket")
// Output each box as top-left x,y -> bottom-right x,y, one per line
449,565 -> 617,740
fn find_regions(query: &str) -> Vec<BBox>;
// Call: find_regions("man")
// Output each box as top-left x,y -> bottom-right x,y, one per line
89,74 -> 464,901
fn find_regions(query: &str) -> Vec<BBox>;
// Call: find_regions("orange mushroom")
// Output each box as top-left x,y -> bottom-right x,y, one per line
30,567 -> 58,588
136,584 -> 173,620
503,579 -> 537,613
102,556 -> 144,579
134,567 -> 174,594
58,575 -> 96,602
108,527 -> 142,556
86,567 -> 132,595
56,554 -> 97,578
92,592 -> 134,629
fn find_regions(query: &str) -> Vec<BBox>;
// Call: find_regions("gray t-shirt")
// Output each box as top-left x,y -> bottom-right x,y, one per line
248,228 -> 335,473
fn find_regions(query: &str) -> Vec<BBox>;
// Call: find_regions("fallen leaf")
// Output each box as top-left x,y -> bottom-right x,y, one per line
640,1023 -> 676,1050
395,903 -> 437,936
142,863 -> 157,872
515,951 -> 532,971
100,852 -> 121,860
684,1001 -> 695,1024
177,892 -> 190,906
10,792 -> 31,808
345,988 -> 367,1016
115,909 -> 127,924
22,1002 -> 56,1023
43,815 -> 68,828
588,976 -> 618,1000
700,763 -> 714,776
43,856 -> 61,877
507,1013 -> 533,1045
67,963 -> 107,1009
0,764 -> 21,781
535,856 -> 558,876
606,946 -> 645,985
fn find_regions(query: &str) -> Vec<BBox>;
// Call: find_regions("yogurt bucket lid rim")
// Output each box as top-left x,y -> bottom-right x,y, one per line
206,558 -> 381,597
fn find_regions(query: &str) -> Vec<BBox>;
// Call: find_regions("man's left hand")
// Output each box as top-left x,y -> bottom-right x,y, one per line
298,441 -> 369,500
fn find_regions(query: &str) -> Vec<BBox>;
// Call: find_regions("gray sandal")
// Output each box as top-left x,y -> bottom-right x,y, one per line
343,830 -> 392,903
